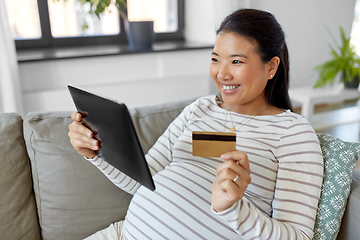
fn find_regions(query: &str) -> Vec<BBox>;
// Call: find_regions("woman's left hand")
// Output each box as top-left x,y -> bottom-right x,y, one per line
212,151 -> 251,212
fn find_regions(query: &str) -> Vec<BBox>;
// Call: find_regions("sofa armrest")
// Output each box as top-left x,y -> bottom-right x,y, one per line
0,113 -> 41,240
337,169 -> 360,240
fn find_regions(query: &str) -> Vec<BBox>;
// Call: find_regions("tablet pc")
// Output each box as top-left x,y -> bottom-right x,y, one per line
68,85 -> 155,191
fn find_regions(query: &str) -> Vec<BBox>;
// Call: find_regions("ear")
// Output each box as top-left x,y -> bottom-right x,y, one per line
267,56 -> 280,79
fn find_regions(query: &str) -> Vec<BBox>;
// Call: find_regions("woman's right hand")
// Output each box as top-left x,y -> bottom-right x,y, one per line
68,112 -> 99,159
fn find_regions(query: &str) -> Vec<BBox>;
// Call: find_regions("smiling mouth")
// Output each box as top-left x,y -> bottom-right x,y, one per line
222,84 -> 240,90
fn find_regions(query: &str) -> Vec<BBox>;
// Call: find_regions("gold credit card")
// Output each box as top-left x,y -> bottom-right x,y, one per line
192,131 -> 236,157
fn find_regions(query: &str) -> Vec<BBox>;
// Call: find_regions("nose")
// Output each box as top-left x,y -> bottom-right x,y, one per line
217,64 -> 232,81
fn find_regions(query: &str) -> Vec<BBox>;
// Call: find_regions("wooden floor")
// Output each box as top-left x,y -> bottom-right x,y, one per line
301,99 -> 360,169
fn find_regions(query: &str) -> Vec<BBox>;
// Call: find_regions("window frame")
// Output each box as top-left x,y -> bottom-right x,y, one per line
15,0 -> 185,49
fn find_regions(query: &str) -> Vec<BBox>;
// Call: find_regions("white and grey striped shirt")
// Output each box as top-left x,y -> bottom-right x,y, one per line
89,95 -> 323,240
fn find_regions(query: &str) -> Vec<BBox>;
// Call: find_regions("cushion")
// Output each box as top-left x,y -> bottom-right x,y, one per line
0,113 -> 41,240
23,112 -> 133,240
313,133 -> 360,240
130,98 -> 194,153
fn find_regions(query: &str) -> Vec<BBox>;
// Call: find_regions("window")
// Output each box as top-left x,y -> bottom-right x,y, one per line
351,0 -> 360,55
5,0 -> 42,40
48,0 -> 120,38
5,0 -> 184,49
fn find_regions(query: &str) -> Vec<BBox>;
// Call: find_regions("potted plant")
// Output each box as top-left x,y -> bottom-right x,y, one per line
313,26 -> 360,89
57,0 -> 154,51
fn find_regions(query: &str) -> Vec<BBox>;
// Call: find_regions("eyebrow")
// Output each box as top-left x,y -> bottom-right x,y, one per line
231,54 -> 248,58
211,52 -> 248,58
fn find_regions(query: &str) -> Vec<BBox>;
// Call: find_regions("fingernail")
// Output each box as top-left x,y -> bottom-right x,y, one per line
87,131 -> 92,137
221,153 -> 228,159
92,140 -> 97,146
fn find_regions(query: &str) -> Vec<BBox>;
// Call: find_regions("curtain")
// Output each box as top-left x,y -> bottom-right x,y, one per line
0,0 -> 24,115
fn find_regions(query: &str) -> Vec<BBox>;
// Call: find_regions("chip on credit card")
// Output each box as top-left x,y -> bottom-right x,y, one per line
192,131 -> 236,157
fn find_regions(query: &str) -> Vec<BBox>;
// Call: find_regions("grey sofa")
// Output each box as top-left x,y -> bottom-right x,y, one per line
0,98 -> 359,240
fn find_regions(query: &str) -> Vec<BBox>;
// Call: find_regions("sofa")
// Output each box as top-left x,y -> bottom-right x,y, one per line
0,98 -> 359,240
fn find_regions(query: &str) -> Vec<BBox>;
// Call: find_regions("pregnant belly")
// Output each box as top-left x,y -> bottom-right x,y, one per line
121,163 -> 239,239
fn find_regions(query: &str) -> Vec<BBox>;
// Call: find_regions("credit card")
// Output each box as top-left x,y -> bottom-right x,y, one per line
192,131 -> 236,157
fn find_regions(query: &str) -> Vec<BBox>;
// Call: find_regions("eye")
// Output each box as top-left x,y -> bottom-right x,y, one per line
211,57 -> 218,62
232,60 -> 243,64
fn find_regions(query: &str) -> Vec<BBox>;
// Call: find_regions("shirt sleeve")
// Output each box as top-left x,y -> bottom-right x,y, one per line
84,101 -> 196,195
212,116 -> 324,239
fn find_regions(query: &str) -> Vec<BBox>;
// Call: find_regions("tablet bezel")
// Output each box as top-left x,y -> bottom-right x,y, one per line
68,85 -> 155,191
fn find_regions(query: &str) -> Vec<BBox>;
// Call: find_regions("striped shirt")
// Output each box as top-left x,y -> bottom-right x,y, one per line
88,95 -> 324,240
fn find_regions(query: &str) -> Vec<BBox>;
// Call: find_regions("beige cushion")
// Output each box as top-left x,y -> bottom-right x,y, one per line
23,112 -> 133,240
130,98 -> 195,153
0,113 -> 41,240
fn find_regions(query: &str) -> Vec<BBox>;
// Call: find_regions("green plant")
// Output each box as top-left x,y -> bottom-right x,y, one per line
56,0 -> 127,31
313,26 -> 360,88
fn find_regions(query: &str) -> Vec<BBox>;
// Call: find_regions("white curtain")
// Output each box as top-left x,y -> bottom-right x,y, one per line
0,0 -> 24,115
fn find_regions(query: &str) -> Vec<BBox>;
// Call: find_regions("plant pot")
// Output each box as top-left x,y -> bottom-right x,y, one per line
124,20 -> 154,51
342,73 -> 360,89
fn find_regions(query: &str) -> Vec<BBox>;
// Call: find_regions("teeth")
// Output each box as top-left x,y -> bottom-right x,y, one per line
223,85 -> 240,90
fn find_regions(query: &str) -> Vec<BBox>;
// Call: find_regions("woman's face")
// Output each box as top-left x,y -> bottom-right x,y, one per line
209,32 -> 275,113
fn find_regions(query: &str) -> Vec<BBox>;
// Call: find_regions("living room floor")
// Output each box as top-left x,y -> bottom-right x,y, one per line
300,99 -> 360,170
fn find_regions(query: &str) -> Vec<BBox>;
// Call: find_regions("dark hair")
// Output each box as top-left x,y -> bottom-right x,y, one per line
217,9 -> 293,111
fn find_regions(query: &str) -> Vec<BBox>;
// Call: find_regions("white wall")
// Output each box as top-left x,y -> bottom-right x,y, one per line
252,0 -> 356,88
184,0 -> 248,44
184,0 -> 357,88
18,0 -> 357,113
19,49 -> 213,113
